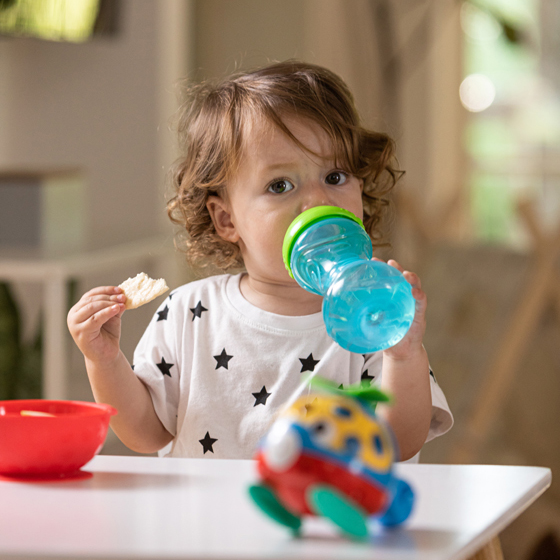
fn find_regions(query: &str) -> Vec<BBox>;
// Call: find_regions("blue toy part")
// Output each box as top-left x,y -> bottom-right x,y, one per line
378,478 -> 415,527
283,206 -> 415,353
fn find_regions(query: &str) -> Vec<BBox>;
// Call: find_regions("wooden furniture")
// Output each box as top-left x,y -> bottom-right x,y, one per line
397,191 -> 560,466
0,237 -> 172,399
0,168 -> 85,255
0,455 -> 550,560
450,200 -> 560,464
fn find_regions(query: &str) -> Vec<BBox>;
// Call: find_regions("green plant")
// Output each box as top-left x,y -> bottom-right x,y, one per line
0,282 -> 44,400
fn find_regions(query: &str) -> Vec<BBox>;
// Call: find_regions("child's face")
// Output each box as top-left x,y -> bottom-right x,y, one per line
208,115 -> 364,286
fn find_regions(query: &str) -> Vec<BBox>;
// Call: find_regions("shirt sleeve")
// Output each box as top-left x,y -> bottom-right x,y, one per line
132,298 -> 181,438
426,368 -> 454,442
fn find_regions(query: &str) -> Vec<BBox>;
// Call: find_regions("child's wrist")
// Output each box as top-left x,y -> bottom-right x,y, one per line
383,343 -> 427,364
85,351 -> 125,372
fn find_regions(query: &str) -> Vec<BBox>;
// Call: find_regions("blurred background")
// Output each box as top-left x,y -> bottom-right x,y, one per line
1,1 -> 559,558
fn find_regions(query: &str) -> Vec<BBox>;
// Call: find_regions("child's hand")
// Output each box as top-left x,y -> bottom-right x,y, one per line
67,286 -> 127,365
374,258 -> 427,360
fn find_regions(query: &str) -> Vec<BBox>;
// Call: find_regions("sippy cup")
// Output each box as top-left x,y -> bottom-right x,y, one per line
282,206 -> 415,353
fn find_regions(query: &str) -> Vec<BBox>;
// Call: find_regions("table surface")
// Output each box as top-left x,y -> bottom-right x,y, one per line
0,455 -> 551,560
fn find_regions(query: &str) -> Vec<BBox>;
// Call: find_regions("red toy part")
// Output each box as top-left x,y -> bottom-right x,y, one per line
256,450 -> 388,516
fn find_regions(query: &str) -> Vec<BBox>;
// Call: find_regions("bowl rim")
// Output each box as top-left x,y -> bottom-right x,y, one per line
0,399 -> 117,417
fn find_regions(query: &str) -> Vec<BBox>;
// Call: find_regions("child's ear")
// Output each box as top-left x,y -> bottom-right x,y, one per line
206,195 -> 240,243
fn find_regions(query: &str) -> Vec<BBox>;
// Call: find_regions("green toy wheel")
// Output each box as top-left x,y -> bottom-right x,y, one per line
307,484 -> 369,540
248,484 -> 302,534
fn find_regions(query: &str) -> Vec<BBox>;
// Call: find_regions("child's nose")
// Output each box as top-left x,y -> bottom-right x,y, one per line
300,182 -> 333,213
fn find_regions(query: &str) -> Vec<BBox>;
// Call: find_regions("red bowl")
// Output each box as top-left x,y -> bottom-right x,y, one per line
0,400 -> 117,477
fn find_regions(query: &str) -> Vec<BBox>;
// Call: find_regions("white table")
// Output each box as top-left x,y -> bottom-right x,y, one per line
0,455 -> 551,560
0,237 -> 172,400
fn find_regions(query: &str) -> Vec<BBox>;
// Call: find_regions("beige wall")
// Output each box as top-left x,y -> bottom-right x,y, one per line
194,0 -> 305,80
0,0 -> 191,251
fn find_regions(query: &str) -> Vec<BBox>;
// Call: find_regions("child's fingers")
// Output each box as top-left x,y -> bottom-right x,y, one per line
82,286 -> 122,298
387,260 -> 423,290
403,270 -> 422,291
72,299 -> 125,324
377,260 -> 425,298
83,303 -> 124,329
412,292 -> 427,330
70,293 -> 125,321
387,259 -> 404,273
413,286 -> 427,309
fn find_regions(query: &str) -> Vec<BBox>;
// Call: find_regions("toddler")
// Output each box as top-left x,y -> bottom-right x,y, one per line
68,61 -> 452,461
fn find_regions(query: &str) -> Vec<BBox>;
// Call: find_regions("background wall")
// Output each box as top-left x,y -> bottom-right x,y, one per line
0,0 -> 191,250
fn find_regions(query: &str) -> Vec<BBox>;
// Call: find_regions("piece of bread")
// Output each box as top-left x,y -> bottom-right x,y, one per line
119,272 -> 169,310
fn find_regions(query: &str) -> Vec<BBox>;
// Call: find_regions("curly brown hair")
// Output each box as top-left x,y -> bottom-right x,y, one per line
167,60 -> 402,270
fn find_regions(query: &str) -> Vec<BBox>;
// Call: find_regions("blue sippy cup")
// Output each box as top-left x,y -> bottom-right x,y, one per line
282,206 -> 415,353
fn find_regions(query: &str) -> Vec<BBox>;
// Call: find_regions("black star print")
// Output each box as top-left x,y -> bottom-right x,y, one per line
157,305 -> 169,321
429,368 -> 437,383
299,353 -> 320,372
214,348 -> 233,370
168,291 -> 176,300
156,357 -> 174,377
190,301 -> 208,321
131,364 -> 135,371
361,369 -> 374,385
252,386 -> 272,406
199,431 -> 217,454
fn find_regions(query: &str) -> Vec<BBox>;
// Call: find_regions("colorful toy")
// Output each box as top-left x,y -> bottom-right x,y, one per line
249,377 -> 414,539
283,205 -> 415,352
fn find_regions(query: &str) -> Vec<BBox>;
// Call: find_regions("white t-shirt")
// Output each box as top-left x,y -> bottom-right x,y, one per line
133,273 -> 453,459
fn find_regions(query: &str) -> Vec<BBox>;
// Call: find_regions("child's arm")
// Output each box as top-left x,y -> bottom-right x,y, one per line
67,286 -> 173,454
376,260 -> 432,461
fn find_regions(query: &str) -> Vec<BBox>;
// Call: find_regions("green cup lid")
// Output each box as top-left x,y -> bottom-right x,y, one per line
282,205 -> 364,277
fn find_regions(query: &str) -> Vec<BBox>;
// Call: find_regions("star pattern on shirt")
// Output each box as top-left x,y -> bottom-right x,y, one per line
156,357 -> 174,377
157,305 -> 169,321
131,275 -> 457,460
299,353 -> 319,372
429,368 -> 437,383
190,301 -> 208,321
199,431 -> 217,454
252,386 -> 271,406
361,369 -> 374,385
214,348 -> 233,370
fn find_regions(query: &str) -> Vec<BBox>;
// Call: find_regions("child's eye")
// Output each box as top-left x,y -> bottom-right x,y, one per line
268,179 -> 295,194
325,171 -> 348,186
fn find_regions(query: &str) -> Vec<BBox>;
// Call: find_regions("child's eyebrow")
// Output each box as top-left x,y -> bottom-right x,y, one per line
261,157 -> 338,173
262,162 -> 297,172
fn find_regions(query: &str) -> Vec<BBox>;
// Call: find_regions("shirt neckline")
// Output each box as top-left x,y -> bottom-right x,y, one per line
225,273 -> 325,332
